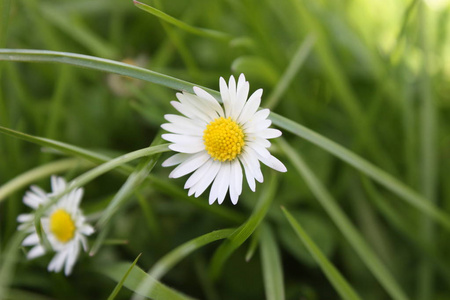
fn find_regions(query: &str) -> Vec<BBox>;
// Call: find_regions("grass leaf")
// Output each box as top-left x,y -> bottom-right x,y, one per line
209,174 -> 277,279
260,224 -> 285,300
101,261 -> 195,300
278,138 -> 409,300
107,253 -> 142,300
133,0 -> 231,41
281,207 -> 362,300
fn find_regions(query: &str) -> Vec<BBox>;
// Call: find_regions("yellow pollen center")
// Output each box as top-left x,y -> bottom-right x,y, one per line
203,117 -> 245,162
50,209 -> 76,243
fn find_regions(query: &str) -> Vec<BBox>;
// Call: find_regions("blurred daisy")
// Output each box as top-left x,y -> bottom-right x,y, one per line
161,74 -> 287,205
17,176 -> 94,276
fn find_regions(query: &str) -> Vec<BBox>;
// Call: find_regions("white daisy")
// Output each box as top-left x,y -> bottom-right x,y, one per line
161,74 -> 287,205
17,176 -> 94,276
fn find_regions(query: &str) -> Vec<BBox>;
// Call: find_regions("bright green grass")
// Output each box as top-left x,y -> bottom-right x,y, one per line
1,0 -> 450,299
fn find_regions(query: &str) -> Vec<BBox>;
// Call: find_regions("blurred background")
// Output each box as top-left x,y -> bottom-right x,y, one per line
1,0 -> 450,299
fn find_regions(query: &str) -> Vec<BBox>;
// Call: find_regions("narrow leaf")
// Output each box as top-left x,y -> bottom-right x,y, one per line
107,254 -> 142,300
282,207 -> 362,300
260,224 -> 285,300
209,174 -> 277,279
101,262 -> 195,300
278,138 -> 409,300
132,229 -> 233,300
0,158 -> 90,202
133,1 -> 231,41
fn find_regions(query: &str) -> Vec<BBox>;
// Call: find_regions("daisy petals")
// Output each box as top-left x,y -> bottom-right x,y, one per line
169,152 -> 210,178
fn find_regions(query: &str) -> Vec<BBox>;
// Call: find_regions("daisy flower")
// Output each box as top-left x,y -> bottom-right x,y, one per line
17,176 -> 94,276
161,74 -> 287,205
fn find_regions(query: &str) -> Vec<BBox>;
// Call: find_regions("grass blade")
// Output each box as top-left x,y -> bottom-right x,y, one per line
0,125 -> 243,224
101,261 -> 195,300
0,125 -> 112,164
278,138 -> 409,300
271,115 -> 450,231
96,135 -> 165,228
133,0 -> 231,41
131,229 -> 234,300
148,229 -> 234,280
260,224 -> 285,300
0,49 -> 208,94
0,158 -> 90,202
265,34 -> 315,109
107,254 -> 142,300
1,50 -> 447,232
0,231 -> 27,300
281,207 -> 361,300
209,174 -> 277,279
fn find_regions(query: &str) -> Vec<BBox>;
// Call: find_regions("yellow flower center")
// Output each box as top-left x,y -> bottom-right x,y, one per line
50,209 -> 76,243
203,117 -> 245,162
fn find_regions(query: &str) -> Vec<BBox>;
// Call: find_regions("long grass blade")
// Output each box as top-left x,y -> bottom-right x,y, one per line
271,115 -> 450,231
1,50 -> 448,231
131,229 -> 234,300
96,135 -> 165,228
209,174 -> 277,279
278,138 -> 409,300
282,207 -> 361,300
107,254 -> 142,300
101,261 -> 195,300
260,224 -> 285,300
133,0 -> 231,41
0,158 -> 90,202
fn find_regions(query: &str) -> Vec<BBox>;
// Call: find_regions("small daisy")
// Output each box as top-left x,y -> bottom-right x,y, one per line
17,176 -> 94,276
161,74 -> 287,205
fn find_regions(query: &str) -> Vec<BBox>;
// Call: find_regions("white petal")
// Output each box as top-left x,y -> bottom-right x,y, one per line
227,76 -> 237,117
260,128 -> 282,139
162,153 -> 191,167
64,242 -> 80,276
237,89 -> 262,124
169,152 -> 210,178
24,190 -> 47,209
27,245 -> 45,259
178,92 -> 219,121
171,99 -> 211,123
184,158 -> 213,189
231,77 -> 249,120
169,143 -> 205,154
243,119 -> 272,133
239,155 -> 256,192
162,133 -> 202,145
79,235 -> 89,252
161,122 -> 203,136
252,108 -> 270,122
164,114 -> 206,128
237,73 -> 247,90
193,86 -> 224,116
258,154 -> 287,173
209,162 -> 231,205
51,176 -> 67,194
246,137 -> 271,148
190,161 -> 221,197
242,149 -> 264,182
247,143 -> 271,159
80,224 -> 95,236
68,188 -> 83,213
22,233 -> 40,246
17,213 -> 33,223
48,250 -> 67,273
30,185 -> 47,199
229,160 -> 243,205
220,77 -> 231,117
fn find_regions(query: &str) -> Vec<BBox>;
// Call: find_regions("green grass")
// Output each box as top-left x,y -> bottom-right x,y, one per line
1,0 -> 450,299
